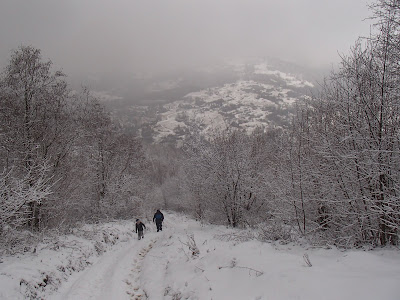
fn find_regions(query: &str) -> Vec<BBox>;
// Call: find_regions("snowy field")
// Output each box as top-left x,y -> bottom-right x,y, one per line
1,212 -> 400,300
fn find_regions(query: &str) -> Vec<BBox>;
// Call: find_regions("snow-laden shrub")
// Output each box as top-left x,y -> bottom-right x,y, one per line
2,220 -> 135,299
0,226 -> 40,255
0,165 -> 52,234
257,221 -> 293,243
214,229 -> 255,243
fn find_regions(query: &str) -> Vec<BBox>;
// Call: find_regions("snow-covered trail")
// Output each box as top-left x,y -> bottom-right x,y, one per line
27,212 -> 400,300
49,230 -> 159,300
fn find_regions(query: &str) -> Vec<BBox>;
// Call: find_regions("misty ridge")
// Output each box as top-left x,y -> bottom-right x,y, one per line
0,0 -> 399,277
68,56 -> 323,105
78,56 -> 321,144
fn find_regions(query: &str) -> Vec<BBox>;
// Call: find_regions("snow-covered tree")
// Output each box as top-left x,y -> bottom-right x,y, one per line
0,46 -> 71,229
279,0 -> 400,246
0,46 -> 152,235
184,128 -> 275,227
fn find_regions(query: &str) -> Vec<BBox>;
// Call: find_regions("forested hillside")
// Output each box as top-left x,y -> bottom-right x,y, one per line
148,0 -> 400,247
0,46 -> 154,252
0,0 -> 399,254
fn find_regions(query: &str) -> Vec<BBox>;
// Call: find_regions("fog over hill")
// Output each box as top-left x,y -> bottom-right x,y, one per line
94,57 -> 321,144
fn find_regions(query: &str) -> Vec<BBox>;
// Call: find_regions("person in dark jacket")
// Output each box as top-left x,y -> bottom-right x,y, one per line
135,219 -> 146,240
153,210 -> 164,232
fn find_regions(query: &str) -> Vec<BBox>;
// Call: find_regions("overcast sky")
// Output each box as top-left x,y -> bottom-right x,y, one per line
0,0 -> 373,77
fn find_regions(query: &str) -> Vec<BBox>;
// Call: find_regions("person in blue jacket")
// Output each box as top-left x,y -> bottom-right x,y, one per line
153,210 -> 164,232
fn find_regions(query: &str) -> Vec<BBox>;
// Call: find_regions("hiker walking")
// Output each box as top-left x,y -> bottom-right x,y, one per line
135,219 -> 146,240
153,209 -> 164,232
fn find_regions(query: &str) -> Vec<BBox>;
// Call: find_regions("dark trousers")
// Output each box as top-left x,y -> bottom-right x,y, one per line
156,220 -> 163,232
137,230 -> 144,240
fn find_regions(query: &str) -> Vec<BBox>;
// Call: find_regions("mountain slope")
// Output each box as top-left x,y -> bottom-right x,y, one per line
104,58 -> 319,144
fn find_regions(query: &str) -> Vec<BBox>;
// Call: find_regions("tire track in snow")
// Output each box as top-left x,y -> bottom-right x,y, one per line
49,237 -> 156,300
126,240 -> 155,300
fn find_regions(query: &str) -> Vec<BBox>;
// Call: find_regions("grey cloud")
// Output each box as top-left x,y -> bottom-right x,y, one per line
0,0 -> 372,77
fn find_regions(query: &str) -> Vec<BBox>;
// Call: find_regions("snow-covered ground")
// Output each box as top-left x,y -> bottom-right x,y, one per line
254,63 -> 314,88
152,79 -> 300,142
1,212 -> 400,300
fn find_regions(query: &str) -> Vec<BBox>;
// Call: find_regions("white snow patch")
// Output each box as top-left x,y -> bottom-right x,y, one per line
254,63 -> 314,88
1,213 -> 400,300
